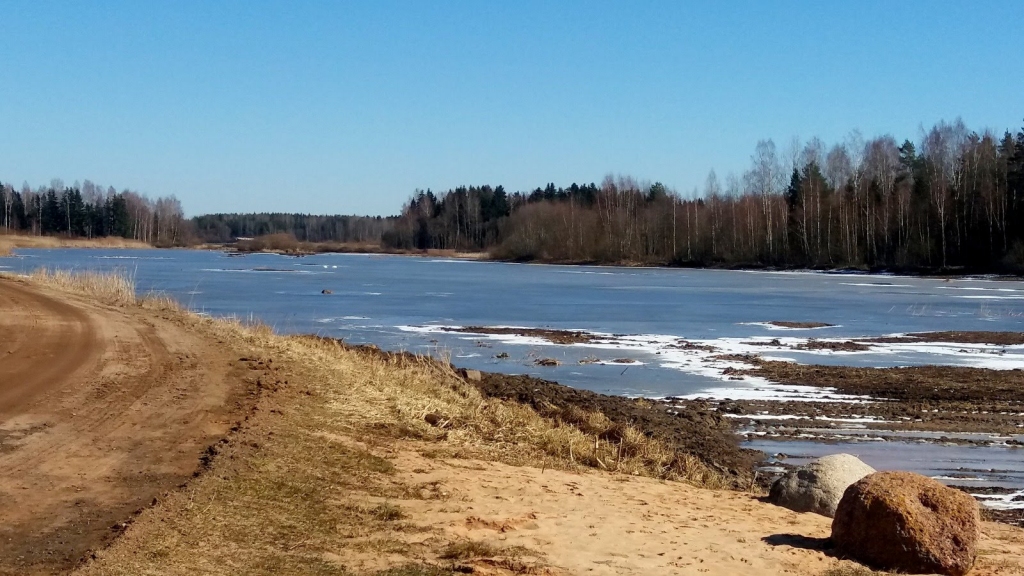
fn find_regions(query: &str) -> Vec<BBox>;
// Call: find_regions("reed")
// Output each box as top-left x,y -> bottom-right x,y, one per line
27,268 -> 138,307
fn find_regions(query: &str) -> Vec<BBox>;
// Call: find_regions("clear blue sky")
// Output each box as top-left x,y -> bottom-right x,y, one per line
1,1 -> 1021,216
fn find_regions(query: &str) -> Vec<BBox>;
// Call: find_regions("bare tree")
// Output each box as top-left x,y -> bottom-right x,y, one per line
746,139 -> 783,257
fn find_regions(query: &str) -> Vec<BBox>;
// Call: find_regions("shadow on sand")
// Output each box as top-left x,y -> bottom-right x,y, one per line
762,533 -> 834,554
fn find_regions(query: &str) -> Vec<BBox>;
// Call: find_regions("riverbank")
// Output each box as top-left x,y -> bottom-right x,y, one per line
421,325 -> 1024,521
5,272 -> 1017,574
0,233 -> 151,255
230,236 -> 1021,277
238,245 -> 1024,279
8,237 -> 1023,280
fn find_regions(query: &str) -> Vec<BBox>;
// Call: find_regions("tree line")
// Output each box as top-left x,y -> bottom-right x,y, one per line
0,179 -> 187,246
192,213 -> 397,244
7,117 -> 1024,273
383,118 -> 1024,272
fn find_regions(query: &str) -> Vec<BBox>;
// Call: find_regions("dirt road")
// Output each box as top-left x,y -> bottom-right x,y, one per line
0,278 -> 251,575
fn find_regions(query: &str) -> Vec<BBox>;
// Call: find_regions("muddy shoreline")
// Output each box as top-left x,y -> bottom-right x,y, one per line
440,325 -> 1024,442
470,371 -> 759,482
470,363 -> 1024,526
341,324 -> 1024,525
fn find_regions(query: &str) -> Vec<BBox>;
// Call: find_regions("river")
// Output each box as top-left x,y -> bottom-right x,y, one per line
4,248 -> 1023,504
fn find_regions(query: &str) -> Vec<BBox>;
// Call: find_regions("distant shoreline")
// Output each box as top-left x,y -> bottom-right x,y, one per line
218,242 -> 1023,279
4,233 -> 1022,279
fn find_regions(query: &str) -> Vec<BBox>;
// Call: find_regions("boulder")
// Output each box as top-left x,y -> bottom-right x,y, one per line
458,368 -> 483,382
831,471 -> 980,576
769,453 -> 875,517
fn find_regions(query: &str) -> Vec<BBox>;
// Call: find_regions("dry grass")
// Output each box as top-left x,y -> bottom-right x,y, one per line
368,503 -> 406,522
8,269 -> 724,574
25,268 -> 139,307
10,267 -> 203,313
533,401 -> 730,487
439,540 -> 501,560
0,232 -> 149,252
329,342 -> 726,486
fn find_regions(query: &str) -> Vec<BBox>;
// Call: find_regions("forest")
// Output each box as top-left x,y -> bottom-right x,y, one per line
383,119 -> 1024,272
5,118 -> 1024,273
0,179 -> 187,246
192,213 -> 396,245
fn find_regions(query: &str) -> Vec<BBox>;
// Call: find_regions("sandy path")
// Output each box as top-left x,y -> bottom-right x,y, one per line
0,279 -> 99,411
0,278 -> 250,575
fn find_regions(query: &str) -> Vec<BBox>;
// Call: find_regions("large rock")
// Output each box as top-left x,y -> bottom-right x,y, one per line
769,453 -> 875,517
831,471 -> 980,576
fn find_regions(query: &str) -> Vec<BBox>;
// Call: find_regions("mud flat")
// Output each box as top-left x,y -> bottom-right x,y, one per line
670,355 -> 1024,525
764,321 -> 835,329
862,331 -> 1024,346
716,356 -> 1024,435
442,325 -> 601,345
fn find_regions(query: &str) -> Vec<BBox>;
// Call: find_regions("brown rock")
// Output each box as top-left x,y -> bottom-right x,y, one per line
831,471 -> 980,576
458,368 -> 483,382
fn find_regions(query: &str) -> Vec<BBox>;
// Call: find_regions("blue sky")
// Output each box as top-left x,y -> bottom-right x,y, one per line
1,1 -> 1021,216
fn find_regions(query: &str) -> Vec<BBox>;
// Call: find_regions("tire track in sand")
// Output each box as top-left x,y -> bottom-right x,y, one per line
0,278 -> 253,575
0,279 -> 99,413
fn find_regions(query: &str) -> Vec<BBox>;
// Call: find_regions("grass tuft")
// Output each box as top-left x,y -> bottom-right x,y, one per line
439,540 -> 500,560
369,503 -> 406,522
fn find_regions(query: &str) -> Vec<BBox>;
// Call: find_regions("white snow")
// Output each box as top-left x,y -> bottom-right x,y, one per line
396,324 -> 1024,400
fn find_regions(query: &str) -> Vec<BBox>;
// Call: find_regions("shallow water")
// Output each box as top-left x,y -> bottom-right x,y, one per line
749,438 -> 1024,509
6,248 -> 1024,494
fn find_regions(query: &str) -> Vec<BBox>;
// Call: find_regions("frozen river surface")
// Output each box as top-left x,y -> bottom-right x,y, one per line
4,248 -> 1024,496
